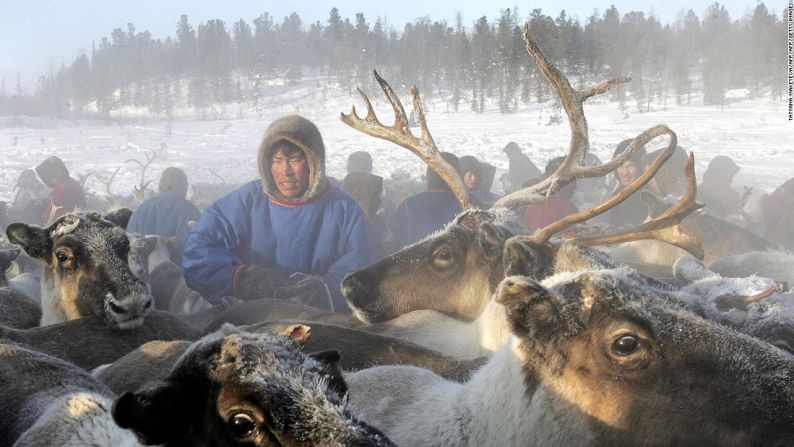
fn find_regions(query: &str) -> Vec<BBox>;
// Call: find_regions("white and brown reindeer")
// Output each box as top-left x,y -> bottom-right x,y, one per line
5,210 -> 153,329
346,269 -> 794,446
334,26 -> 704,357
0,325 -> 394,447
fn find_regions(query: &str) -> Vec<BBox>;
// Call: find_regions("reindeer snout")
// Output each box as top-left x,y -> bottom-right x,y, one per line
341,274 -> 365,301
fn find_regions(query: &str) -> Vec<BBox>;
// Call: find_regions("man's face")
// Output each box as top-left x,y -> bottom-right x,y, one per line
270,147 -> 310,199
616,160 -> 639,186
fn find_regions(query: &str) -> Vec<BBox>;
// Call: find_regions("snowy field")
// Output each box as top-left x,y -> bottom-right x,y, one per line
0,81 -> 792,202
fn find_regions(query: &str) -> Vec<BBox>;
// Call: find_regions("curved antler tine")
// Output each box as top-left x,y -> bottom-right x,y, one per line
411,86 -> 437,148
573,125 -> 675,177
374,70 -> 410,131
356,87 -> 379,123
340,71 -> 472,210
493,24 -> 631,210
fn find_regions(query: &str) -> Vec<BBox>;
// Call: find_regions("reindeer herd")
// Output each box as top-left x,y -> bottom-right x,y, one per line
0,24 -> 792,446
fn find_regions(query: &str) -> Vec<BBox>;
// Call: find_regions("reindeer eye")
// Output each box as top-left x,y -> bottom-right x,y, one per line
55,250 -> 73,265
613,335 -> 639,355
227,413 -> 256,439
432,246 -> 455,268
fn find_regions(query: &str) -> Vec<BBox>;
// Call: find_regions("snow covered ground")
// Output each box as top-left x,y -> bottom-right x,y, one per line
0,81 -> 791,202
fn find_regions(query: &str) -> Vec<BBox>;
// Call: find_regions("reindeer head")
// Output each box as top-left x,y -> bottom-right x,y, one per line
113,325 -> 394,447
6,210 -> 152,330
342,210 -> 528,322
497,270 -> 794,446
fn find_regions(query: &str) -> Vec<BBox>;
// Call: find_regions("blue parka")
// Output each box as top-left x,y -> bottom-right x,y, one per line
127,191 -> 201,246
389,189 -> 462,249
182,115 -> 372,311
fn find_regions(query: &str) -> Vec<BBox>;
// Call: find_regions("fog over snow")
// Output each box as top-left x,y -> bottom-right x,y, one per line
0,76 -> 790,202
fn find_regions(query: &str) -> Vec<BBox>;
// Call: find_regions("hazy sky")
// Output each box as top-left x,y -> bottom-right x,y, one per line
1,0 -> 764,91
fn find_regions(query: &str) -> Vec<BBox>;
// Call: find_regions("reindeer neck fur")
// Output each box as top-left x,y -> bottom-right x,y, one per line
15,391 -> 142,446
373,299 -> 510,359
473,299 -> 511,353
39,266 -> 77,326
349,338 -> 589,446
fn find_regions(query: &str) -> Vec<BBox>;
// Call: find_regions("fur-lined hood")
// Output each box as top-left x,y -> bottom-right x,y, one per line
257,115 -> 329,203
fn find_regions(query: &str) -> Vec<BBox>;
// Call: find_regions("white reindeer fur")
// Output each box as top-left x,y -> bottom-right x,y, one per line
375,299 -> 511,359
707,250 -> 794,286
14,392 -> 142,447
347,338 -> 590,446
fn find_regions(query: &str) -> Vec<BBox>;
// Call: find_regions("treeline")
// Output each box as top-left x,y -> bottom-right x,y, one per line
0,2 -> 788,119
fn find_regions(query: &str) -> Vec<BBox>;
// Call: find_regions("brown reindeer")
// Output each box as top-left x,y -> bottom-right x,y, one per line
339,35 -> 702,324
5,210 -> 153,329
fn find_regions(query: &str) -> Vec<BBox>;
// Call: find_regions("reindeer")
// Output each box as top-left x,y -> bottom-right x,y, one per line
112,325 -> 395,446
5,211 -> 153,329
339,28 -> 701,326
95,320 -> 486,395
346,269 -> 794,446
0,326 -> 394,447
0,342 -> 143,447
0,310 -> 200,370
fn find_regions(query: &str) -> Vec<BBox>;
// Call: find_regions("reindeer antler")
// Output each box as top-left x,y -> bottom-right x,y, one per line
571,153 -> 705,259
494,24 -> 641,209
95,166 -> 122,197
126,150 -> 158,200
341,70 -> 472,209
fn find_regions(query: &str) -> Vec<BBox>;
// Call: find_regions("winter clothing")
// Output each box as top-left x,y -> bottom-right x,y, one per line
257,115 -> 328,203
158,167 -> 189,198
127,191 -> 201,246
503,142 -> 541,194
35,157 -> 86,224
347,151 -> 373,174
343,172 -> 388,260
763,177 -> 794,231
521,196 -> 578,233
8,169 -> 48,224
182,115 -> 371,311
389,189 -> 462,249
698,156 -> 741,218
604,184 -> 650,227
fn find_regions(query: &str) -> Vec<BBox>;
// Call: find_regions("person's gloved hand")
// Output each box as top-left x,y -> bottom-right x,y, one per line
234,265 -> 289,301
274,273 -> 334,312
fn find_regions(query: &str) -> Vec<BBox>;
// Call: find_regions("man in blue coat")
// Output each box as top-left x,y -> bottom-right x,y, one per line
182,115 -> 372,312
127,167 -> 201,248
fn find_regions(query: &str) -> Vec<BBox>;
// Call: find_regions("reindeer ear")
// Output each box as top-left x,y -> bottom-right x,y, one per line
104,208 -> 133,228
113,384 -> 196,445
308,350 -> 347,397
477,223 -> 511,262
6,223 -> 51,261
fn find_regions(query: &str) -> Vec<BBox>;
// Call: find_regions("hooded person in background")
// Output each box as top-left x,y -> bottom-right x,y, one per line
502,142 -> 541,194
521,156 -> 578,232
34,156 -> 86,224
127,167 -> 201,248
642,146 -> 689,199
182,115 -> 372,313
343,171 -> 388,261
7,169 -> 49,224
698,155 -> 741,219
603,139 -> 648,227
347,150 -> 373,174
389,152 -> 463,250
460,155 -> 500,209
